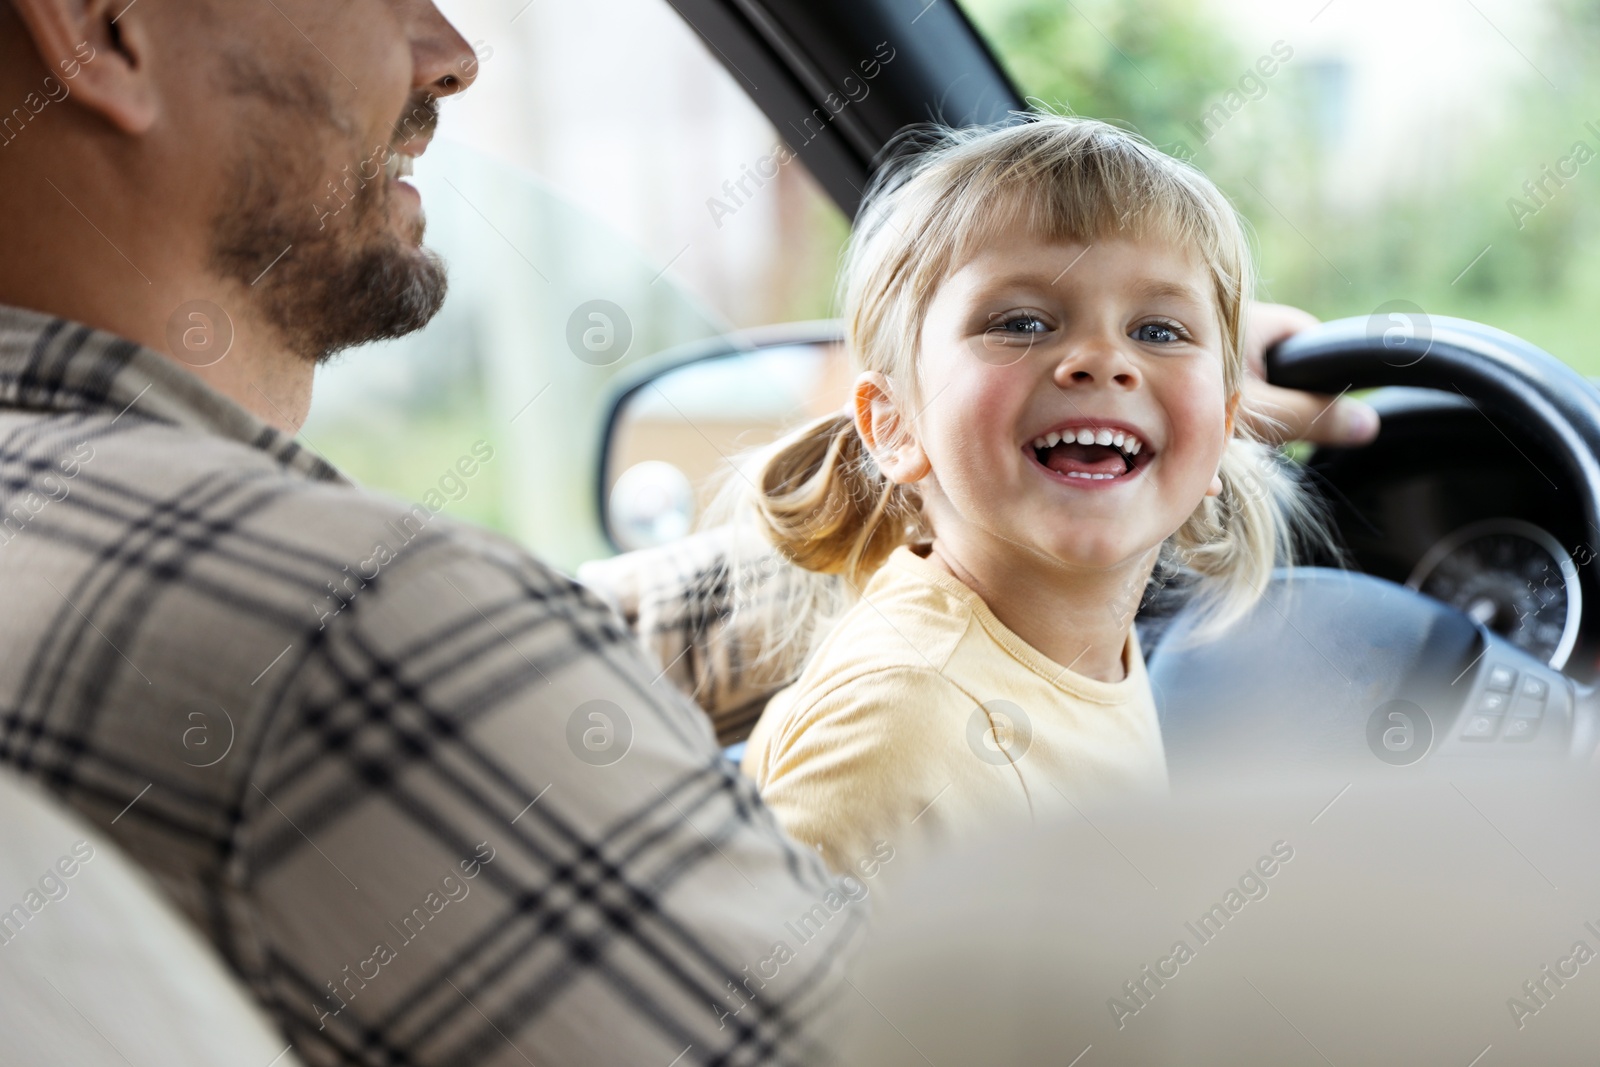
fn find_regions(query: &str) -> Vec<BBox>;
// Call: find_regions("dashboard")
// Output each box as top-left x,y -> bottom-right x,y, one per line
1304,386 -> 1597,683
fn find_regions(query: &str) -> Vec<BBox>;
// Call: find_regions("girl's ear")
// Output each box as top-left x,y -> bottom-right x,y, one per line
1224,390 -> 1242,438
854,371 -> 931,484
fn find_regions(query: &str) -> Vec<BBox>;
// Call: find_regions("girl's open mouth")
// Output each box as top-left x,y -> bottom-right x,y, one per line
1025,428 -> 1154,487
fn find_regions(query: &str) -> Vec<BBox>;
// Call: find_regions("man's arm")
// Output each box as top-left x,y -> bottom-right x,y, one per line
240,527 -> 864,1066
1238,301 -> 1381,446
576,526 -> 811,747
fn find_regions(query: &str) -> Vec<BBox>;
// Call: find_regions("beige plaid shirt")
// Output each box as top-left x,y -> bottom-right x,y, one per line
0,304 -> 864,1066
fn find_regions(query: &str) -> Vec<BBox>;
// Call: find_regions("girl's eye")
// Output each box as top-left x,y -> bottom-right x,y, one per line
986,313 -> 1051,339
1132,322 -> 1185,344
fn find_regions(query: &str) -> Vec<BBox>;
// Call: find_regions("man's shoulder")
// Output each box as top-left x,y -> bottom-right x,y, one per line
0,407 -> 603,677
0,407 -> 632,814
57,411 -> 550,578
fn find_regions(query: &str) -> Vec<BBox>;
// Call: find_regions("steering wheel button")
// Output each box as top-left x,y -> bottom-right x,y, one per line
1502,715 -> 1540,742
1478,690 -> 1510,714
1487,665 -> 1516,691
1461,714 -> 1502,740
1520,675 -> 1548,700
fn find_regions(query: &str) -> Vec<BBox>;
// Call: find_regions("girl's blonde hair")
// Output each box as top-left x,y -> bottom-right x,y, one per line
706,113 -> 1339,688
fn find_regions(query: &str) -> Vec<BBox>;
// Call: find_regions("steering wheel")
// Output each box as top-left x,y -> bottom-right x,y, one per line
1148,315 -> 1600,782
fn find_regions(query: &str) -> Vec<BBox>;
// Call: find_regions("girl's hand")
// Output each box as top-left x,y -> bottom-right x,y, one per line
1239,302 -> 1381,447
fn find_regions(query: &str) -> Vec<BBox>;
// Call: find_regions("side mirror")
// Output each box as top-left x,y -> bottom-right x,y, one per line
597,323 -> 850,552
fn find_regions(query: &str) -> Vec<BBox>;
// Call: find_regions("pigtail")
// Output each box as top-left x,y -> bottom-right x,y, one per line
752,411 -> 926,584
701,410 -> 929,692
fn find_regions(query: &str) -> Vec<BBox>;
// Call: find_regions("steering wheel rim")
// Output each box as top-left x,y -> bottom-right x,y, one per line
1270,313 -> 1600,542
1148,315 -> 1599,780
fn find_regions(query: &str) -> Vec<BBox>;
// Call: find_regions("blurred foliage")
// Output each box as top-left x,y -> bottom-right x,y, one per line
314,412 -> 509,534
964,0 -> 1600,374
966,0 -> 1242,153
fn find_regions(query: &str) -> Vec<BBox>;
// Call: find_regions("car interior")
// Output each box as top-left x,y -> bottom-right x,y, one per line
592,0 -> 1600,777
589,4 -> 1600,1054
8,0 -> 1600,1061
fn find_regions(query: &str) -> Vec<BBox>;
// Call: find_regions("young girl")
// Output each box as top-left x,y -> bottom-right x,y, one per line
726,115 -> 1334,876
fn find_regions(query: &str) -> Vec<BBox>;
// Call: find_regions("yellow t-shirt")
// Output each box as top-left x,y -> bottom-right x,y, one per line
742,543 -> 1168,875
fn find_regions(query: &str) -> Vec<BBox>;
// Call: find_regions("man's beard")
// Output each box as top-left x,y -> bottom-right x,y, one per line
208,78 -> 448,365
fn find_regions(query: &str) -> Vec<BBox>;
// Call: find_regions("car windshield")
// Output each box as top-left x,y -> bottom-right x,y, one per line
961,0 -> 1597,374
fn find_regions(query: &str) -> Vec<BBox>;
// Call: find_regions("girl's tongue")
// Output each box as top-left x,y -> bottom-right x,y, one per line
1041,441 -> 1128,477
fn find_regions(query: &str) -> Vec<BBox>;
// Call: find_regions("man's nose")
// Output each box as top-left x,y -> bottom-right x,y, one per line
412,2 -> 480,98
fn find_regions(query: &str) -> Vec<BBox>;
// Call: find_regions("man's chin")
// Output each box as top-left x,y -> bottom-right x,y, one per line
210,165 -> 448,365
303,239 -> 449,364
245,235 -> 448,366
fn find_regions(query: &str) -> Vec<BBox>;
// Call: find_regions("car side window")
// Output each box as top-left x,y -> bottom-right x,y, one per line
302,0 -> 848,571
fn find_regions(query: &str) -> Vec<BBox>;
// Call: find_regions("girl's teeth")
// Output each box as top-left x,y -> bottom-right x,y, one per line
1027,428 -> 1148,454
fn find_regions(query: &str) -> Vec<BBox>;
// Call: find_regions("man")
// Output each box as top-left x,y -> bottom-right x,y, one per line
0,1 -> 1377,1064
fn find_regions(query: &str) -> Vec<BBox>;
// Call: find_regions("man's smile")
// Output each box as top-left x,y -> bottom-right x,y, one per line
383,148 -> 416,182
381,94 -> 438,210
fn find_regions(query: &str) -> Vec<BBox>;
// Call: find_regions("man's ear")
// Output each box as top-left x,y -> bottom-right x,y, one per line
853,371 -> 930,485
10,0 -> 159,134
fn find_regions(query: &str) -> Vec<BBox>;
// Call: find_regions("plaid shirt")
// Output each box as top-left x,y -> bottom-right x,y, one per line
0,304 -> 864,1066
576,529 -> 821,749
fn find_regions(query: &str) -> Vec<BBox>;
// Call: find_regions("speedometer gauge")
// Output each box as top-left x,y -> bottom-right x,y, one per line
1405,519 -> 1581,669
